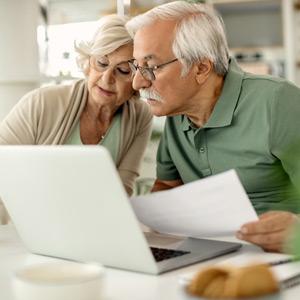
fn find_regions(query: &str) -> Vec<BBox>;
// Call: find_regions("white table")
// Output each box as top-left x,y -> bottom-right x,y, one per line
1,225 -> 300,300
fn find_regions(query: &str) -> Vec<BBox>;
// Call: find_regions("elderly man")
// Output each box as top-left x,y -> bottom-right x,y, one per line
126,1 -> 300,252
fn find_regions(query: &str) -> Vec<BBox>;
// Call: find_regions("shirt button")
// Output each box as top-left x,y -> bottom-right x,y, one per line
200,147 -> 205,153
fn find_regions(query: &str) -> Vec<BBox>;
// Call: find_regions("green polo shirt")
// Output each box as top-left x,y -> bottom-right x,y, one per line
157,58 -> 300,214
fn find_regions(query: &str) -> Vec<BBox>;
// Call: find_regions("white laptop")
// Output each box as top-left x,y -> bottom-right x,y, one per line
0,146 -> 241,275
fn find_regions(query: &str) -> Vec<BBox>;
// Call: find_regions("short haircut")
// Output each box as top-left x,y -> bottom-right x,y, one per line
126,1 -> 229,76
75,14 -> 133,75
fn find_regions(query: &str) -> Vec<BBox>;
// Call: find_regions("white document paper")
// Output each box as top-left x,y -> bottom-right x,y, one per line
131,170 -> 258,238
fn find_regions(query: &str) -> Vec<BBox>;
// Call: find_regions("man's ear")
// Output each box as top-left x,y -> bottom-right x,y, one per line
194,59 -> 213,85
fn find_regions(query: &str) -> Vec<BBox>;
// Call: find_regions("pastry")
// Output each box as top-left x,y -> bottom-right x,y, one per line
187,263 -> 279,299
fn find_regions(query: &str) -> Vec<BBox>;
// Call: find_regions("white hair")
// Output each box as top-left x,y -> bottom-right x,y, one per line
75,14 -> 133,75
126,1 -> 229,76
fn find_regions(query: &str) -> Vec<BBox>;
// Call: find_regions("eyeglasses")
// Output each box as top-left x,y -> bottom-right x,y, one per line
89,56 -> 133,82
128,58 -> 178,81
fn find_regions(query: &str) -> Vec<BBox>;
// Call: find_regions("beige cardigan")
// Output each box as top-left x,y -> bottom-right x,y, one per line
0,79 -> 153,195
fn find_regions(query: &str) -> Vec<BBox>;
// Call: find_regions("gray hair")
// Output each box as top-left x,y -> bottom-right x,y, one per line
75,14 -> 133,75
126,1 -> 229,76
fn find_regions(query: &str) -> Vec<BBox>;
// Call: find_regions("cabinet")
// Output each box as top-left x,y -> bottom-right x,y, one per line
210,0 -> 299,83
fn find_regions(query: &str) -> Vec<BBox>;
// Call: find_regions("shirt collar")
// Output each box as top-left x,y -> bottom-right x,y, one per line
181,114 -> 193,131
181,57 -> 244,131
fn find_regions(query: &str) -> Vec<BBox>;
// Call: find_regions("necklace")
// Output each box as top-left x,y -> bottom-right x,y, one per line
81,108 -> 109,144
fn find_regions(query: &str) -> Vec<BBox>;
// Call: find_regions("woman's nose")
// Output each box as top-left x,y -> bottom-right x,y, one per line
101,67 -> 115,84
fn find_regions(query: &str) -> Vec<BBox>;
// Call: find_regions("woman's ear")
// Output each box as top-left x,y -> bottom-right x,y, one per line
194,59 -> 213,85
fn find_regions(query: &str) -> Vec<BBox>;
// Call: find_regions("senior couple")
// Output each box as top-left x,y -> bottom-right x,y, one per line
1,1 -> 300,253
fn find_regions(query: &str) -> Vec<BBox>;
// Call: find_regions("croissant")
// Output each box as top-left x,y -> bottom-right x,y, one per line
187,263 -> 279,299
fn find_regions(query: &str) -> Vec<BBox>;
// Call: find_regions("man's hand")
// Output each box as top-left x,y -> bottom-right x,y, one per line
236,211 -> 299,252
151,178 -> 183,192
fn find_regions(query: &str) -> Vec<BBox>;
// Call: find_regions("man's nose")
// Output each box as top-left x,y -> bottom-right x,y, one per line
132,69 -> 151,91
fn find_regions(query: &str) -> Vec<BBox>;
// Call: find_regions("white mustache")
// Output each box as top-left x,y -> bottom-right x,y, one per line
139,89 -> 162,102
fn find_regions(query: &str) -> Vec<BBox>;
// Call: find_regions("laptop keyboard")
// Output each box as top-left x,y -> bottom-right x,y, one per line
150,247 -> 191,262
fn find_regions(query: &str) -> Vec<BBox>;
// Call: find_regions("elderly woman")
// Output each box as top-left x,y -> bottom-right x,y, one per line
0,14 -> 152,196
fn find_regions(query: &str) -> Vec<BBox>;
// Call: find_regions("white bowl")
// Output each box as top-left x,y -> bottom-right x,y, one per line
12,261 -> 105,300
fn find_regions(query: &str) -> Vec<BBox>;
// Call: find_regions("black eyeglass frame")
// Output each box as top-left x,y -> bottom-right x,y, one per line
129,58 -> 179,81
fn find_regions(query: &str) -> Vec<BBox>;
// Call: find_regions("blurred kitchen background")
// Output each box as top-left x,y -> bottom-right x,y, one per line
1,0 -> 300,192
